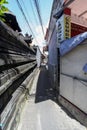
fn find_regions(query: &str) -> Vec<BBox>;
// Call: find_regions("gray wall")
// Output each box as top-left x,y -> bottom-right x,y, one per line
48,28 -> 58,89
0,20 -> 36,115
60,44 -> 87,114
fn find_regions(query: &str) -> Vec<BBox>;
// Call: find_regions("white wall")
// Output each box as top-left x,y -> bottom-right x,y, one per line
36,47 -> 41,67
60,43 -> 87,114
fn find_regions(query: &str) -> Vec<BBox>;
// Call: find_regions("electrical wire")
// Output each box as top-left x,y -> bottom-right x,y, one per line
29,0 -> 39,25
15,0 -> 39,44
33,0 -> 44,35
36,0 -> 44,35
21,0 -> 37,33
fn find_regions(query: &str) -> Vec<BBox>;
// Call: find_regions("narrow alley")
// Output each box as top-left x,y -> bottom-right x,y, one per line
0,0 -> 87,130
17,67 -> 86,130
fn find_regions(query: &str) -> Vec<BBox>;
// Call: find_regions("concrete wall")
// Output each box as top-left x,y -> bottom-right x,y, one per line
48,28 -> 58,89
60,43 -> 87,114
0,20 -> 36,120
36,47 -> 41,67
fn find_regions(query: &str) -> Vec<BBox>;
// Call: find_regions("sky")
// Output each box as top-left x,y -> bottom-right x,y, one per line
6,0 -> 53,49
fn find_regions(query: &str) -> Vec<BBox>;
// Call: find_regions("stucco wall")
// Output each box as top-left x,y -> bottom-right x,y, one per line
36,47 -> 41,67
60,44 -> 87,113
48,28 -> 57,65
48,28 -> 58,88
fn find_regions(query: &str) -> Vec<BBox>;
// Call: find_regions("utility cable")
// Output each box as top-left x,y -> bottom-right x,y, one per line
33,0 -> 44,35
29,0 -> 39,25
15,0 -> 39,44
21,0 -> 37,33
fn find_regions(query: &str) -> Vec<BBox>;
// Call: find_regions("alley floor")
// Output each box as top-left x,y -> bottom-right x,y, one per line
18,67 -> 86,130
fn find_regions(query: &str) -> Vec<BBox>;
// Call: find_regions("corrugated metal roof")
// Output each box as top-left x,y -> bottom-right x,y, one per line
60,32 -> 87,56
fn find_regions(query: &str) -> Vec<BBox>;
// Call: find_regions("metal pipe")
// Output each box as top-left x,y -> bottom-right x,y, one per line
61,72 -> 87,83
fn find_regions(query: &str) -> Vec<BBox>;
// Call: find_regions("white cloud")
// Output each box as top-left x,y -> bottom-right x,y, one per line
22,21 -> 49,52
32,24 -> 48,50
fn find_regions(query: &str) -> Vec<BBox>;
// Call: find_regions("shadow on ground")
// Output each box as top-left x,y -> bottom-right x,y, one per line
35,66 -> 57,103
35,67 -> 86,126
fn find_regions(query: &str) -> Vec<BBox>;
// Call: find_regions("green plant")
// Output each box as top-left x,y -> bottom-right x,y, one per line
0,0 -> 8,21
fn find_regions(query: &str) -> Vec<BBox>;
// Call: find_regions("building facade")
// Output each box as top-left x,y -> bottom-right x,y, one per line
46,0 -> 87,126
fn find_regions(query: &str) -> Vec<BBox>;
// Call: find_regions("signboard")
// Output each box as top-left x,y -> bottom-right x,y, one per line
56,15 -> 64,43
64,15 -> 71,39
56,14 -> 71,43
56,8 -> 71,43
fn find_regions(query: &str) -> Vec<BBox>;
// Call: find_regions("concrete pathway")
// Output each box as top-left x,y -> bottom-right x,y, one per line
18,67 -> 86,130
35,67 -> 57,103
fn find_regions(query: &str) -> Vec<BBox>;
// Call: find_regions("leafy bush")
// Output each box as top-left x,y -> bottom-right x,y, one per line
0,0 -> 8,21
